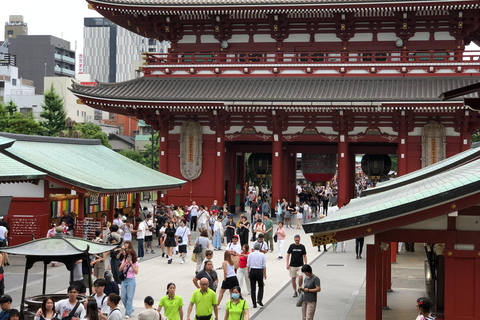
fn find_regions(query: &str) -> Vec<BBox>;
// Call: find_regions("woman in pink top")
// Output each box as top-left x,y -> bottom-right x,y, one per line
119,249 -> 139,318
237,244 -> 251,295
275,222 -> 287,259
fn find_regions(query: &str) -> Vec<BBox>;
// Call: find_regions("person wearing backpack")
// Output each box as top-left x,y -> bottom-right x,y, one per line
92,278 -> 110,316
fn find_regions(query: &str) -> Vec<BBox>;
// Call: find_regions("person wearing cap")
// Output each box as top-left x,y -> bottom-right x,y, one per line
0,295 -> 12,320
252,234 -> 268,254
247,242 -> 267,309
224,215 -> 236,244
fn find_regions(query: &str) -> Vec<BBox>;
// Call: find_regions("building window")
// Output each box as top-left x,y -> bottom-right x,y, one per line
148,48 -> 156,53
20,107 -> 32,115
77,110 -> 79,116
7,30 -> 13,35
148,39 -> 156,46
12,79 -> 17,86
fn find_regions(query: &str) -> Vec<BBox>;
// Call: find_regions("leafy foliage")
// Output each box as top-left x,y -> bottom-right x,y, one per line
472,130 -> 480,143
117,132 -> 159,170
0,101 -> 45,135
72,122 -> 112,148
40,84 -> 67,136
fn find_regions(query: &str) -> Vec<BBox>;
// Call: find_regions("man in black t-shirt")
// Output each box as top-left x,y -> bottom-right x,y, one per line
286,235 -> 307,298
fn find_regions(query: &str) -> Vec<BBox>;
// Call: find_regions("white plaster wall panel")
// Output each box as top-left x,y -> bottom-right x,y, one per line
284,126 -> 306,134
169,126 -> 181,134
200,35 -> 218,43
178,35 -> 197,44
225,126 -> 244,134
445,127 -> 460,137
315,127 -> 337,135
0,180 -> 45,198
434,32 -> 455,41
284,34 -> 311,42
400,215 -> 448,230
377,33 -> 397,41
202,126 -> 215,135
349,33 -> 373,42
229,34 -> 249,43
253,126 -> 270,134
314,34 -> 342,42
350,126 -> 369,135
410,32 -> 430,41
410,127 -> 423,136
253,34 -> 276,43
378,127 -> 397,135
456,216 -> 480,231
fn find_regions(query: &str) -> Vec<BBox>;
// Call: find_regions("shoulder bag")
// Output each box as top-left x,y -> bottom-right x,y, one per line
193,238 -> 203,254
119,263 -> 131,281
296,291 -> 304,307
61,301 -> 81,320
178,227 -> 187,244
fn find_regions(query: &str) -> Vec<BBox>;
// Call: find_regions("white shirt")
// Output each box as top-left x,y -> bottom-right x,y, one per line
144,219 -> 154,237
56,299 -> 85,319
92,293 -> 110,315
253,240 -> 268,253
175,226 -> 191,245
247,250 -> 267,269
214,221 -> 223,232
198,210 -> 209,224
189,205 -> 199,216
137,222 -> 146,239
226,243 -> 242,254
0,226 -> 7,239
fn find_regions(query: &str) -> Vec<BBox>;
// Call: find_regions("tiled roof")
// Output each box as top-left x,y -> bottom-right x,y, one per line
362,147 -> 480,196
109,134 -> 135,147
0,153 -> 47,182
90,0 -> 460,6
71,77 -> 480,103
0,133 -> 185,194
303,149 -> 480,235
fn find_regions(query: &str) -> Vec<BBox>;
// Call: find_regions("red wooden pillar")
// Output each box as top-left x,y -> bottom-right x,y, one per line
290,152 -> 297,202
159,126 -> 169,204
386,243 -> 392,292
366,244 -> 376,319
228,149 -> 236,207
78,193 -> 85,219
382,243 -> 390,308
460,110 -> 471,152
239,153 -> 245,210
337,134 -> 350,208
375,241 -> 383,319
108,195 -> 115,223
134,193 -> 140,217
215,123 -> 226,203
397,110 -> 408,176
272,137 -> 283,208
282,150 -> 290,202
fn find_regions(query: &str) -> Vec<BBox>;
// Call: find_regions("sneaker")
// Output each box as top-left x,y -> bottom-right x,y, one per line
168,259 -> 172,264
162,253 -> 165,257
151,250 -> 155,254
125,316 -> 130,319
145,251 -> 149,254
293,292 -> 298,298
180,259 -> 184,264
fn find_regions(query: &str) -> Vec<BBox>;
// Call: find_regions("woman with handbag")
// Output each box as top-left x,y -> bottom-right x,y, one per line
226,235 -> 242,271
217,251 -> 240,307
163,221 -> 176,264
213,216 -> 224,251
194,230 -> 210,273
275,222 -> 286,259
237,244 -> 251,295
119,249 -> 139,319
224,286 -> 249,320
238,215 -> 250,247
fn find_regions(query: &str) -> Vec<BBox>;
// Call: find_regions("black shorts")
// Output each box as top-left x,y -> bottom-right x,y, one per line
221,276 -> 239,290
0,239 -> 6,248
145,235 -> 153,242
165,238 -> 176,248
178,244 -> 187,253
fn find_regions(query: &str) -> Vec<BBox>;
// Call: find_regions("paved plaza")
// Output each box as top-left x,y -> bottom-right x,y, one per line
4,209 -> 427,320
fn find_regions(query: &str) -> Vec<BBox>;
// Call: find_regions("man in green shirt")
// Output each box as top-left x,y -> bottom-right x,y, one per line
186,278 -> 218,320
263,213 -> 274,252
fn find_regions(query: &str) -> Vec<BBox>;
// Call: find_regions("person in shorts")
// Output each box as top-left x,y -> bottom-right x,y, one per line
286,234 -> 307,298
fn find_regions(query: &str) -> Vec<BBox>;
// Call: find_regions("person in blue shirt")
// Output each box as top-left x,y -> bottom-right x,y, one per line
0,295 -> 13,320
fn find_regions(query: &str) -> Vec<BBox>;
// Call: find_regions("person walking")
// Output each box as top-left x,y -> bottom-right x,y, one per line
186,278 -> 218,320
274,199 -> 282,224
194,230 -> 211,273
217,251 -> 240,307
163,221 -> 177,264
213,216 -> 224,251
224,215 -> 236,244
237,244 -> 251,295
415,297 -> 435,320
138,296 -> 159,320
188,201 -> 199,232
224,286 -> 249,320
247,242 -> 267,309
262,214 -> 274,253
275,222 -> 286,259
355,237 -> 364,259
135,217 -> 146,260
175,219 -> 191,264
119,249 -> 139,319
55,286 -> 85,320
144,214 -> 156,254
299,264 -> 321,320
238,215 -> 250,247
193,261 -> 218,292
158,283 -> 184,320
226,235 -> 242,271
286,235 -> 307,298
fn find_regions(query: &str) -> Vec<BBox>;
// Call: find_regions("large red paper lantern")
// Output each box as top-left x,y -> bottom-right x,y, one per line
302,154 -> 337,182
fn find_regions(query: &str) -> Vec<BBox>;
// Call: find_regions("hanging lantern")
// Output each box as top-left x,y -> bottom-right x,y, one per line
248,153 -> 272,176
361,154 -> 391,181
302,154 -> 337,182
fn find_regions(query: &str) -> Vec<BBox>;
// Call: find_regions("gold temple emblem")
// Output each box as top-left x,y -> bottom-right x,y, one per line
310,233 -> 337,247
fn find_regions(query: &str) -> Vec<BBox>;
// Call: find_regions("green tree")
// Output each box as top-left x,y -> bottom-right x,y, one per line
72,122 -> 112,148
0,103 -> 9,131
142,132 -> 159,170
472,129 -> 480,143
7,111 -> 46,135
118,149 -> 145,163
5,100 -> 17,116
40,84 -> 67,136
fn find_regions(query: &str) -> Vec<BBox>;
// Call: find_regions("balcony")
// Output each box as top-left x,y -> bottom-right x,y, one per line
141,50 -> 480,77
55,53 -> 75,64
54,66 -> 75,76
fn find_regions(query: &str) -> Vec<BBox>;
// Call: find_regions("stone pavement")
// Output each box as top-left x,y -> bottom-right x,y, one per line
4,205 -> 428,320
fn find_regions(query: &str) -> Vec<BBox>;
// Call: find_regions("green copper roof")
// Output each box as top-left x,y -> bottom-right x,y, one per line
0,133 -> 186,194
135,135 -> 151,141
0,153 -> 47,182
0,234 -> 118,256
303,157 -> 480,235
362,147 -> 480,196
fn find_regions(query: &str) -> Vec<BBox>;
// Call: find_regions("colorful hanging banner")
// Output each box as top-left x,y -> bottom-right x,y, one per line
51,199 -> 79,218
116,193 -> 133,209
85,196 -> 110,214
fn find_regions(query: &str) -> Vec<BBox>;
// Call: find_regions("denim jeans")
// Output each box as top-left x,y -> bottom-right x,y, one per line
121,277 -> 136,316
137,238 -> 144,258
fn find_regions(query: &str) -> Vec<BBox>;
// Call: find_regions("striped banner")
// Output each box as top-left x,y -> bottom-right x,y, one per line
52,199 -> 79,218
85,196 -> 110,214
116,193 -> 134,209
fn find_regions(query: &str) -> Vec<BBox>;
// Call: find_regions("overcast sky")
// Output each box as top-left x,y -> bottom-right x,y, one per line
2,0 -> 101,53
2,0 -> 479,55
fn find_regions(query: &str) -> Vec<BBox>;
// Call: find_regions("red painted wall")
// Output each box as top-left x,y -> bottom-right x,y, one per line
406,136 -> 422,173
7,197 -> 50,246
